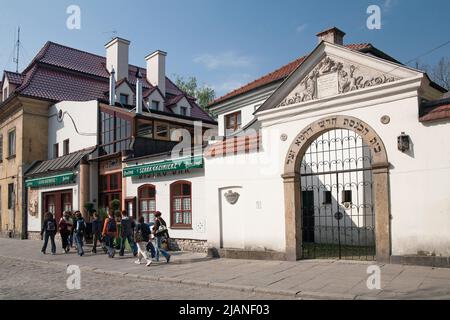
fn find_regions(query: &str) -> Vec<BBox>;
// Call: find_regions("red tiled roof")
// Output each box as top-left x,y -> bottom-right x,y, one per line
420,103 -> 450,122
209,43 -> 373,107
4,71 -> 24,85
5,41 -> 214,122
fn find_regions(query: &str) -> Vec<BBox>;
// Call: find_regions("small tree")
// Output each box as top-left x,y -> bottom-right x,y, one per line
174,75 -> 216,111
110,199 -> 121,215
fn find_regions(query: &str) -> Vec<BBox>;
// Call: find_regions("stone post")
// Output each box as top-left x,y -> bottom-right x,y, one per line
79,159 -> 90,220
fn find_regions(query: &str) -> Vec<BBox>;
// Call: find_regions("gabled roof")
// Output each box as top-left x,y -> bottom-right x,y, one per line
25,147 -> 95,177
208,43 -> 395,107
3,71 -> 24,85
2,41 -> 214,122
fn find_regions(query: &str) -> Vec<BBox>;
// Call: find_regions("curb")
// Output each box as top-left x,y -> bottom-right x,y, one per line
0,254 -> 379,300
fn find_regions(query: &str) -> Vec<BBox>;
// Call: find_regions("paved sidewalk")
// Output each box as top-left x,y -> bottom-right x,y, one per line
0,238 -> 449,299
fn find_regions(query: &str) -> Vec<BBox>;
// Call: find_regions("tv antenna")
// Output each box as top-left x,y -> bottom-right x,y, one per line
13,26 -> 20,73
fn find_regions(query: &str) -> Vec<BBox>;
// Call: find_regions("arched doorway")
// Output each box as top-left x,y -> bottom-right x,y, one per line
282,115 -> 390,262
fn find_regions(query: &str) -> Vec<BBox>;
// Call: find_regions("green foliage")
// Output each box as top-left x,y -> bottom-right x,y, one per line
98,208 -> 108,221
174,75 -> 216,112
110,199 -> 121,215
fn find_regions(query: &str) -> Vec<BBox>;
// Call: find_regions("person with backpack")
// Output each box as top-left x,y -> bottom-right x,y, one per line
134,216 -> 153,266
41,212 -> 57,255
152,211 -> 171,263
74,211 -> 86,256
119,210 -> 138,257
102,210 -> 118,258
91,210 -> 103,254
59,211 -> 72,253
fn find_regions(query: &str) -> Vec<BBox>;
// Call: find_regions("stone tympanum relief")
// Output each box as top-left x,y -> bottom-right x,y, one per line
278,56 -> 397,107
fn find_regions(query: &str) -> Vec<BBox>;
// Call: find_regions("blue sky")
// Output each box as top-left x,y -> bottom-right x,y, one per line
0,0 -> 449,97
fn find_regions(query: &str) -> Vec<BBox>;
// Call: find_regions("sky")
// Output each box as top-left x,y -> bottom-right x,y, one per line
0,0 -> 449,97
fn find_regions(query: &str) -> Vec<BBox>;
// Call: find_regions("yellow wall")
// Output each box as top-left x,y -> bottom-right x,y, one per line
0,96 -> 50,237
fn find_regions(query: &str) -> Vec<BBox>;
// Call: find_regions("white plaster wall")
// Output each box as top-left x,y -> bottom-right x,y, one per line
125,158 -> 207,241
206,86 -> 450,257
48,100 -> 98,158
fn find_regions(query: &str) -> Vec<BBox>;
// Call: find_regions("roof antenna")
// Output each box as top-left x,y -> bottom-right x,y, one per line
13,26 -> 20,73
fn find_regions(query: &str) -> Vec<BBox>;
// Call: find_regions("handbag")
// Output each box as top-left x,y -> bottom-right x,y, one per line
155,219 -> 168,235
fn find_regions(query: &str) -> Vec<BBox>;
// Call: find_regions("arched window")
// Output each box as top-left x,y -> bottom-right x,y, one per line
170,181 -> 192,228
138,184 -> 156,223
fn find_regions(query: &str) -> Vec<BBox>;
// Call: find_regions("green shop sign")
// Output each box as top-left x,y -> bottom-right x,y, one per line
26,172 -> 75,188
123,156 -> 203,178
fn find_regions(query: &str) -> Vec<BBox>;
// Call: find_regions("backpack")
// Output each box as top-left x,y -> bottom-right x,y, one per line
76,219 -> 86,234
46,219 -> 56,232
107,218 -> 117,233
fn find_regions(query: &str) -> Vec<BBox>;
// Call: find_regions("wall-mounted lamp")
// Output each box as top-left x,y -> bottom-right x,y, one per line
397,132 -> 410,152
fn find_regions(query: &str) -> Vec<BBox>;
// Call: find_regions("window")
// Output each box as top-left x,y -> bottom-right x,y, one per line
119,94 -> 129,105
99,173 -> 122,211
180,106 -> 188,116
137,120 -> 153,138
100,110 -> 132,155
63,139 -> 69,156
53,143 -> 59,159
0,135 -> 3,163
151,100 -> 160,111
8,129 -> 16,158
3,88 -> 7,101
138,185 -> 156,224
225,111 -> 242,135
155,122 -> 169,140
170,181 -> 192,228
7,183 -> 14,210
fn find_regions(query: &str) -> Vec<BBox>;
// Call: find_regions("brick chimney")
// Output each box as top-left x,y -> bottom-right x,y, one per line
316,27 -> 345,45
105,37 -> 130,81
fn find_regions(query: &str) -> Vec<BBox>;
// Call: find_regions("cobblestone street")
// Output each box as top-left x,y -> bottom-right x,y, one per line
1,239 -> 450,300
0,257 -> 293,300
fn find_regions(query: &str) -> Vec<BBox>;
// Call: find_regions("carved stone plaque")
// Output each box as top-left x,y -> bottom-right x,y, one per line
317,72 -> 338,99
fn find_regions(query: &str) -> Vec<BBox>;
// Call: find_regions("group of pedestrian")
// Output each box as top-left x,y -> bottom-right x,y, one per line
40,209 -> 171,266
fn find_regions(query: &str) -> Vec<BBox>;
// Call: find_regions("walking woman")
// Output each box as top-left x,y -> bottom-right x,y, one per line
102,210 -> 118,258
91,211 -> 102,254
58,211 -> 72,253
152,211 -> 171,263
134,216 -> 153,266
41,212 -> 57,255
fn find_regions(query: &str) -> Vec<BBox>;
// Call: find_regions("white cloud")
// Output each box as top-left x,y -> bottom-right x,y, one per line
296,24 -> 307,33
211,73 -> 254,96
194,51 -> 252,70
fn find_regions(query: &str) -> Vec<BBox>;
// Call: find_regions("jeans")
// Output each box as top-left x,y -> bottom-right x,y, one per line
119,234 -> 138,256
92,233 -> 101,253
74,233 -> 84,256
146,240 -> 156,258
104,234 -> 116,257
136,242 -> 151,262
41,232 -> 56,254
155,236 -> 170,262
69,232 -> 74,247
61,232 -> 70,251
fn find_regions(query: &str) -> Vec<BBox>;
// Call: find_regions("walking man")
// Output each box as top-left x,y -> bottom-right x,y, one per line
91,210 -> 102,254
41,212 -> 57,255
58,211 -> 72,253
152,211 -> 171,263
74,211 -> 86,256
119,211 -> 138,257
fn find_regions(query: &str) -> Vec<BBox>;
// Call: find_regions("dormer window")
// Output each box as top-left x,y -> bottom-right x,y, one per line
151,100 -> 160,111
180,106 -> 188,116
119,93 -> 128,105
3,87 -> 7,101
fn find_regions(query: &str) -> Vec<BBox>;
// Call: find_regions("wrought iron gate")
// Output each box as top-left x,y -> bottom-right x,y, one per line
300,129 -> 375,260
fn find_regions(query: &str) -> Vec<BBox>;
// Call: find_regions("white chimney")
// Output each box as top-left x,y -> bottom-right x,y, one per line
145,50 -> 167,96
316,27 -> 345,45
109,67 -> 116,105
135,69 -> 143,114
105,37 -> 130,81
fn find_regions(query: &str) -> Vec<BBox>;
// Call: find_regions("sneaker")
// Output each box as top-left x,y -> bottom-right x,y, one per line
51,252 -> 56,255
111,250 -> 116,258
41,251 -> 46,255
146,260 -> 152,267
134,260 -> 142,265
166,255 -> 171,263
92,249 -> 97,254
